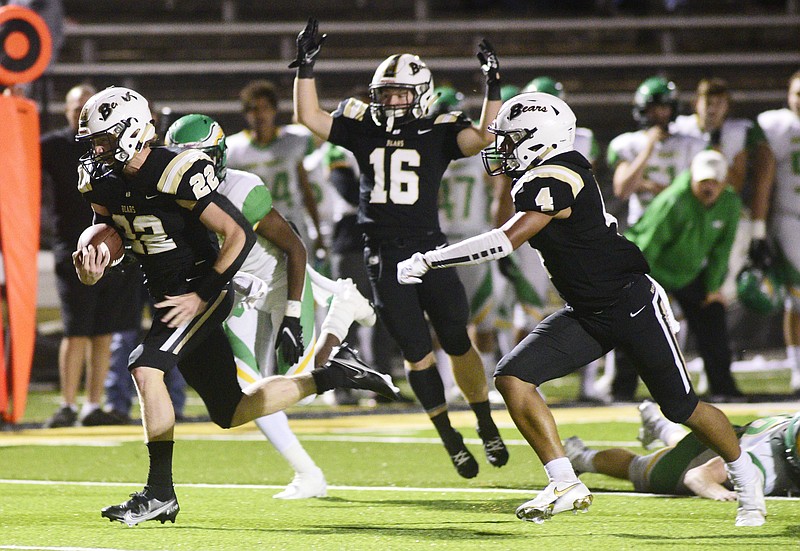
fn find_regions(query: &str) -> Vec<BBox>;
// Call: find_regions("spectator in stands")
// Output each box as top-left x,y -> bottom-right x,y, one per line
292,18 -> 508,478
757,70 -> 800,394
671,77 -> 775,302
226,79 -> 325,258
625,150 -> 744,400
40,83 -> 134,427
607,76 -> 706,401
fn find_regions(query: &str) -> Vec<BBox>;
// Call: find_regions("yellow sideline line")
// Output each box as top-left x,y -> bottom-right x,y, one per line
0,403 -> 794,445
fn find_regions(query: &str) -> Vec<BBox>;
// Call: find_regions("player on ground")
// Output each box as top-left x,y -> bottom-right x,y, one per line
73,86 -> 399,525
166,114 -> 379,499
566,402 -> 800,501
397,91 -> 766,526
291,18 -> 508,478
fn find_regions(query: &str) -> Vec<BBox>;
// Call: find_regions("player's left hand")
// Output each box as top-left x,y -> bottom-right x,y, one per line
288,17 -> 327,69
477,39 -> 500,86
397,252 -> 430,285
156,293 -> 205,328
276,315 -> 304,365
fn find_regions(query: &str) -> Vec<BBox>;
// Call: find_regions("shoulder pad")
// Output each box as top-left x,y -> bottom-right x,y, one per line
334,98 -> 369,121
156,149 -> 213,195
512,163 -> 585,200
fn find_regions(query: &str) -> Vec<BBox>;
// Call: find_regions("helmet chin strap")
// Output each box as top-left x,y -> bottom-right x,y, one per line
385,112 -> 396,132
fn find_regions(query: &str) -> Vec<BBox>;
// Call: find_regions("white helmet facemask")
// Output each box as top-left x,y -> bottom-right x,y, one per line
76,86 -> 156,178
482,92 -> 576,177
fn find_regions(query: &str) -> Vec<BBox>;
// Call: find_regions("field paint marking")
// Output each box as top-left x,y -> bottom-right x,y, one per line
0,479 -> 797,501
0,547 -> 152,551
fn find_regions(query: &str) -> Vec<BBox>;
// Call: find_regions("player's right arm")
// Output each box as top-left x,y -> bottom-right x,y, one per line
255,207 -> 308,303
612,127 -> 665,200
72,203 -> 112,285
291,18 -> 333,141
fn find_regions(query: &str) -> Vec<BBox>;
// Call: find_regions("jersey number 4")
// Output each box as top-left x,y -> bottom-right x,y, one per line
368,148 -> 420,205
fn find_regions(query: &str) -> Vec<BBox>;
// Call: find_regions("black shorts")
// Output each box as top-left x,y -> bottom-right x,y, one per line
128,283 -> 243,428
496,274 -> 698,423
364,236 -> 471,363
54,251 -> 144,337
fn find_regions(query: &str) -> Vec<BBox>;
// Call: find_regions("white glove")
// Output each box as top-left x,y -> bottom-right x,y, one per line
397,252 -> 430,285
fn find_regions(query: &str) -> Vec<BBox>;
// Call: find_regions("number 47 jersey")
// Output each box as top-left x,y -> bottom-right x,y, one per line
78,146 -> 225,300
327,98 -> 472,239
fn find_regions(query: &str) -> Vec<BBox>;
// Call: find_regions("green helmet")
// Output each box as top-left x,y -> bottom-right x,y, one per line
500,84 -> 521,102
522,76 -> 564,99
736,265 -> 785,315
432,86 -> 464,116
165,114 -> 228,180
782,412 -> 800,477
633,76 -> 678,126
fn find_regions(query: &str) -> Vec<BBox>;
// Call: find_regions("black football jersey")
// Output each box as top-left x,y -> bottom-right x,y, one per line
512,151 -> 650,310
78,147 -> 222,300
328,99 -> 471,239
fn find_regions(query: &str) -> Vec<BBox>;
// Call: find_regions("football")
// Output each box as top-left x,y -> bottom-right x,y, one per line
77,223 -> 124,266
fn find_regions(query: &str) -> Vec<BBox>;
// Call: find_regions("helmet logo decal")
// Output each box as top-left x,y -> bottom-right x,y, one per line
120,90 -> 135,101
409,62 -> 421,75
98,102 -> 116,121
509,103 -> 548,120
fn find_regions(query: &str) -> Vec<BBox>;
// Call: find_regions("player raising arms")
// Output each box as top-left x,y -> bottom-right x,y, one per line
396,91 -> 766,526
292,18 -> 508,478
73,86 -> 399,526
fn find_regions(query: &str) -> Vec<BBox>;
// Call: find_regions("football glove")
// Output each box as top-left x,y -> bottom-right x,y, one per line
748,238 -> 775,271
276,315 -> 304,366
288,17 -> 327,70
477,39 -> 500,87
397,252 -> 431,285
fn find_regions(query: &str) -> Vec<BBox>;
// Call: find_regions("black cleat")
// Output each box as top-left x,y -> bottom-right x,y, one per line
43,406 -> 77,428
325,344 -> 401,401
444,431 -> 479,479
477,426 -> 509,467
101,489 -> 179,527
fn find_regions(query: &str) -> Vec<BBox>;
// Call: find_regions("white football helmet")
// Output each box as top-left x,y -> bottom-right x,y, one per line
76,86 -> 156,178
369,53 -> 435,129
481,92 -> 576,176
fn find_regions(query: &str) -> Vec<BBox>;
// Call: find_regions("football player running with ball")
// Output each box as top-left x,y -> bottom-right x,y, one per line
292,18 -> 508,478
73,86 -> 400,526
396,91 -> 767,527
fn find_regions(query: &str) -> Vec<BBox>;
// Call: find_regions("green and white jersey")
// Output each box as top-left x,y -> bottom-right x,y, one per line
739,414 -> 794,496
226,126 -> 316,243
439,154 -> 492,239
607,130 -> 706,225
216,168 -> 284,292
672,114 -> 767,165
574,127 -> 600,165
758,108 -> 800,218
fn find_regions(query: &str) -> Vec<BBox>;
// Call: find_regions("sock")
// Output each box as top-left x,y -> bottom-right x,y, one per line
570,448 -> 598,474
430,411 -> 461,449
79,402 -> 99,418
407,366 -> 447,413
480,351 -> 496,386
726,449 -> 757,485
146,441 -> 175,500
254,411 -> 298,454
544,457 -> 579,483
281,440 -> 320,474
469,400 -> 498,437
311,367 -> 336,393
655,419 -> 688,447
788,345 -> 800,374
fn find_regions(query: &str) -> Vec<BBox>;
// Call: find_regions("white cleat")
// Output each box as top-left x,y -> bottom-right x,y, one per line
637,400 -> 664,450
734,466 -> 766,527
273,469 -> 328,500
515,480 -> 593,524
337,278 -> 376,327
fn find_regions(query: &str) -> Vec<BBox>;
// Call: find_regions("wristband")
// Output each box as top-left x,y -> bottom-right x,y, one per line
487,81 -> 501,101
195,270 -> 226,302
752,219 -> 766,240
298,64 -> 315,79
285,300 -> 302,318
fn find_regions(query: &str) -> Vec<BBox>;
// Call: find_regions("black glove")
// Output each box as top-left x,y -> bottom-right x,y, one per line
288,17 -> 327,76
477,38 -> 501,99
276,315 -> 304,366
497,256 -> 516,281
748,238 -> 775,271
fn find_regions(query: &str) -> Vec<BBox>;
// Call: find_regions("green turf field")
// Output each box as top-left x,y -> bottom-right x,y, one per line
1,399 -> 798,550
